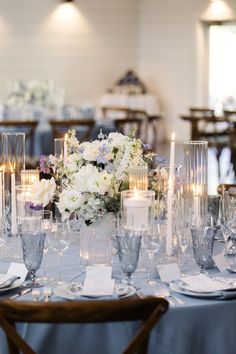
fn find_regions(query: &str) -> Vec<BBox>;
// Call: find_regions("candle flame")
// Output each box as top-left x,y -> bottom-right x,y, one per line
9,162 -> 15,174
171,132 -> 175,141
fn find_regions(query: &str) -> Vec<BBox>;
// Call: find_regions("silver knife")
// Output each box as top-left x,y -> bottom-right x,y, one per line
10,288 -> 32,300
0,276 -> 20,289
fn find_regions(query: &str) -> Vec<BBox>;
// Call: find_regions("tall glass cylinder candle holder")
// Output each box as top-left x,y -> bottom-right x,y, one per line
150,164 -> 182,256
54,138 -> 64,158
2,132 -> 25,235
129,165 -> 148,190
21,169 -> 39,186
121,190 -> 155,232
183,141 -> 208,223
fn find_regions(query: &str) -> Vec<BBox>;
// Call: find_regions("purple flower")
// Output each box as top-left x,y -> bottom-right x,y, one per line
78,146 -> 85,154
106,162 -> 115,173
96,155 -> 108,164
25,202 -> 43,212
39,155 -> 50,174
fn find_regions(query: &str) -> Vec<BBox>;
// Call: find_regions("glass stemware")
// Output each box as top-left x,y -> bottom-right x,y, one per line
49,220 -> 71,284
38,210 -> 53,283
191,224 -> 215,273
20,217 -> 45,288
142,223 -> 161,286
116,227 -> 142,286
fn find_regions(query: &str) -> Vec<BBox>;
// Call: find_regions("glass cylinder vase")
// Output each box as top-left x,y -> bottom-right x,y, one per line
2,132 -> 25,236
183,141 -> 208,223
149,164 -> 182,257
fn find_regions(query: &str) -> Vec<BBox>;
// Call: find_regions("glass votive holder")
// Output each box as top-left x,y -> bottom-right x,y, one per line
54,138 -> 65,158
21,169 -> 40,186
16,185 -> 43,223
129,165 -> 148,190
121,190 -> 155,231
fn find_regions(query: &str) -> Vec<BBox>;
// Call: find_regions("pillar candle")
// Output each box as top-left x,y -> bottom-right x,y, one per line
166,132 -> 175,256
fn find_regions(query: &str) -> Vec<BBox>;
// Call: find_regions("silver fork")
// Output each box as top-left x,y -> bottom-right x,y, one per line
136,290 -> 176,306
43,286 -> 52,302
160,284 -> 186,305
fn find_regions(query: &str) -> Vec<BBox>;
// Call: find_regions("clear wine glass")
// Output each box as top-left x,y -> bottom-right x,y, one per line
142,222 -> 161,286
20,217 -> 45,288
38,210 -> 53,283
116,227 -> 142,286
49,220 -> 71,284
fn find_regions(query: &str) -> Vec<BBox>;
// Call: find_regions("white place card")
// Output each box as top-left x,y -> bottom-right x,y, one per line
213,252 -> 228,272
82,278 -> 115,296
86,266 -> 112,280
157,263 -> 181,284
7,262 -> 28,281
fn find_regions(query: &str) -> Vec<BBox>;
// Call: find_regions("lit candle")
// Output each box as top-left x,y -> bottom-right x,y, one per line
11,169 -> 17,235
64,133 -> 68,161
124,190 -> 150,230
166,132 -> 175,256
21,169 -> 39,186
0,169 -> 3,218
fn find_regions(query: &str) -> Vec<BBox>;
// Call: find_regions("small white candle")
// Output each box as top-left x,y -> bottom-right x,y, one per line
124,191 -> 150,230
0,171 -> 3,218
11,172 -> 17,235
166,132 -> 175,256
64,133 -> 68,161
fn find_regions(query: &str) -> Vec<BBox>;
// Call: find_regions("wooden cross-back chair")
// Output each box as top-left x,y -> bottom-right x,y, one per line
114,117 -> 144,139
49,119 -> 95,142
181,108 -> 231,178
0,120 -> 38,157
0,297 -> 168,354
217,184 -> 236,197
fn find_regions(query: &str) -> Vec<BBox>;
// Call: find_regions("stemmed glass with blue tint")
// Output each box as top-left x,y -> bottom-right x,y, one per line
20,217 -> 45,288
116,213 -> 142,286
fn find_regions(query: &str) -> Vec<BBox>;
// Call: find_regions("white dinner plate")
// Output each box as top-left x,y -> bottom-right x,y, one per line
54,283 -> 136,300
0,279 -> 23,293
169,280 -> 223,299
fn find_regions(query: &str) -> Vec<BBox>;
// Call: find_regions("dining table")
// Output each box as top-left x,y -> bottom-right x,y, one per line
0,238 -> 236,354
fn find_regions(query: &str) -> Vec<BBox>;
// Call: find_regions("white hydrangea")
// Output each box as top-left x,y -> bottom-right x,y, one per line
108,132 -> 129,148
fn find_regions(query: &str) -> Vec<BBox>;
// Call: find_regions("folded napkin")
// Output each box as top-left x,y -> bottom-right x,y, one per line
82,279 -> 115,297
181,274 -> 236,293
0,274 -> 13,287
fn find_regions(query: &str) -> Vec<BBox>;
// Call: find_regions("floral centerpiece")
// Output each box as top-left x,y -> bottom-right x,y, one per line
39,130 -> 153,225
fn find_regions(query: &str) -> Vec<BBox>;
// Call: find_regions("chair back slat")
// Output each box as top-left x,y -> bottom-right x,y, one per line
0,297 -> 168,354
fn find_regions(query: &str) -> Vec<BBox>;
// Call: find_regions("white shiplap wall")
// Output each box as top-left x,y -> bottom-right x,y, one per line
0,0 -> 138,105
138,0 -> 211,141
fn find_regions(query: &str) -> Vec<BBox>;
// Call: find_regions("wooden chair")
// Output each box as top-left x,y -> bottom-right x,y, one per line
0,297 -> 168,354
180,111 -> 231,177
189,107 -> 215,118
217,184 -> 236,197
114,117 -> 143,138
0,120 -> 38,157
49,119 -> 95,142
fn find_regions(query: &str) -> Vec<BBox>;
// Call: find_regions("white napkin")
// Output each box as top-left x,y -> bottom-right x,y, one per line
82,279 -> 115,297
0,262 -> 28,287
0,274 -> 13,286
181,274 -> 236,293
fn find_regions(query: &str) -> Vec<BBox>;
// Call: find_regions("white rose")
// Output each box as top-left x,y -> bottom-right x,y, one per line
31,178 -> 56,207
81,140 -> 101,161
57,188 -> 84,214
